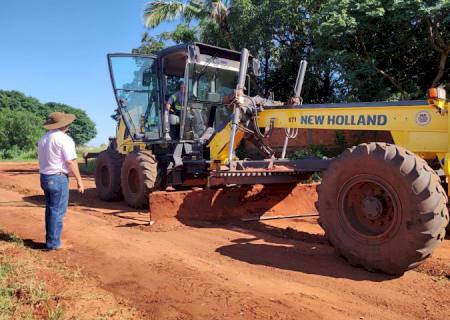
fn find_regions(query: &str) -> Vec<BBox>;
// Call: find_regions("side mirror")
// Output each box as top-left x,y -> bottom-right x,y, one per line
142,68 -> 152,87
252,59 -> 261,77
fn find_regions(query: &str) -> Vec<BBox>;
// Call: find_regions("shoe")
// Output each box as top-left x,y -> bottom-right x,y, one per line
42,247 -> 58,252
43,241 -> 73,251
59,242 -> 73,250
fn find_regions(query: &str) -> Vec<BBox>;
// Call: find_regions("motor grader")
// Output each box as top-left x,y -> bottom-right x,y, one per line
96,42 -> 448,274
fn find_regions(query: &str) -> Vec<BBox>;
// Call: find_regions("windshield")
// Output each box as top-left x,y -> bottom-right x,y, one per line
109,55 -> 160,140
181,63 -> 238,141
187,63 -> 238,102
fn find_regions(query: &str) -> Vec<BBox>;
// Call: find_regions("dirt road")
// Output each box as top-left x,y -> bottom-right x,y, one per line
0,162 -> 449,319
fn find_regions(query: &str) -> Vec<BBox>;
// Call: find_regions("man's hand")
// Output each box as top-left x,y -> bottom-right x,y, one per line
286,96 -> 302,105
66,159 -> 84,194
222,93 -> 235,105
76,179 -> 85,194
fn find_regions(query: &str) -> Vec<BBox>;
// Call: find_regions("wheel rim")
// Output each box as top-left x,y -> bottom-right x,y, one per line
100,165 -> 110,188
338,175 -> 401,243
128,168 -> 140,194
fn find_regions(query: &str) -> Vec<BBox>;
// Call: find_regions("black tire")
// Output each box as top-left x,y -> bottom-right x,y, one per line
95,149 -> 124,201
120,150 -> 162,209
318,142 -> 448,274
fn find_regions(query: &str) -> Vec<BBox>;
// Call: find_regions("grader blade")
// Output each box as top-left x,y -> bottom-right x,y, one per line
149,183 -> 318,222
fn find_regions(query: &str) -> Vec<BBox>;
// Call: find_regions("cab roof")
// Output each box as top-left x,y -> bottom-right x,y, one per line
156,42 -> 251,62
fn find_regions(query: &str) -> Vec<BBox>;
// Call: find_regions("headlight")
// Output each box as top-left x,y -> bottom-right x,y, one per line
428,87 -> 446,101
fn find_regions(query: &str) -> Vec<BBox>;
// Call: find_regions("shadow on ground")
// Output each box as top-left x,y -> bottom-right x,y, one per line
3,168 -> 40,175
21,187 -> 149,226
183,219 -> 397,282
17,183 -> 400,282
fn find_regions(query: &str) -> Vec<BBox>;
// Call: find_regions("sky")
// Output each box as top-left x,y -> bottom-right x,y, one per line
0,0 -> 175,146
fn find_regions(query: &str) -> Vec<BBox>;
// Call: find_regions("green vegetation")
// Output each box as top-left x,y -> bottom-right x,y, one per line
290,144 -> 346,160
0,108 -> 43,159
0,228 -> 137,319
0,231 -> 52,320
144,1 -> 235,49
291,146 -> 326,160
76,144 -> 107,159
79,159 -> 97,175
141,0 -> 449,102
77,145 -> 106,174
0,90 -> 97,160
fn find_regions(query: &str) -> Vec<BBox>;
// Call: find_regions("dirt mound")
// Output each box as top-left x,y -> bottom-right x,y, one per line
149,183 -> 318,222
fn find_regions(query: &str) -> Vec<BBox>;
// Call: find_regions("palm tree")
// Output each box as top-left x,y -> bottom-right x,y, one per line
143,0 -> 236,50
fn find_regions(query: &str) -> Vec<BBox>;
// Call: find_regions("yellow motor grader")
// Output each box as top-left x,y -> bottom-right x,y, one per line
96,43 -> 448,274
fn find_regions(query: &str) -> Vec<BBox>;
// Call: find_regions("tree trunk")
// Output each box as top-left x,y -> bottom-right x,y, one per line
432,50 -> 449,87
357,35 -> 407,97
223,30 -> 236,51
264,50 -> 270,95
425,16 -> 449,88
220,18 -> 235,50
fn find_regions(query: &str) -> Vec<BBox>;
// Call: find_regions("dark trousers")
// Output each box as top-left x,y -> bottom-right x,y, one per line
40,174 -> 69,249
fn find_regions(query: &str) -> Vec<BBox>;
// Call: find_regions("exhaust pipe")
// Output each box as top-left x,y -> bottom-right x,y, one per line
228,48 -> 250,168
237,48 -> 249,92
294,60 -> 308,99
281,60 -> 308,159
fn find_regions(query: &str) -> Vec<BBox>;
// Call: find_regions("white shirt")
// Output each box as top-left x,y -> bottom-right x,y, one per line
38,130 -> 77,175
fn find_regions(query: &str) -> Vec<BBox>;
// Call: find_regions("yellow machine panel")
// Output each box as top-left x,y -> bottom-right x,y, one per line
208,121 -> 245,165
258,101 -> 450,173
116,119 -> 147,154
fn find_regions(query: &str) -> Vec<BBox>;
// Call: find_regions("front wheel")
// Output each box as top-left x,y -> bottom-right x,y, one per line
95,149 -> 123,201
317,142 -> 448,274
120,150 -> 163,209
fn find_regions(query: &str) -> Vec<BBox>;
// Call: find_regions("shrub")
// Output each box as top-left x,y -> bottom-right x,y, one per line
0,109 -> 43,159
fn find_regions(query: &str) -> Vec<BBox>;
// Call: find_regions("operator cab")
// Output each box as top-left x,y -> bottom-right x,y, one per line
107,43 -> 258,144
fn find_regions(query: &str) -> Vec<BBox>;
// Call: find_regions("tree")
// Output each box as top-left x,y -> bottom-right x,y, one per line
418,1 -> 450,87
0,90 -> 49,118
0,90 -> 97,150
314,0 -> 450,100
160,23 -> 199,43
0,108 -> 43,158
132,32 -> 165,55
139,0 -> 449,103
143,0 -> 236,49
44,102 -> 97,145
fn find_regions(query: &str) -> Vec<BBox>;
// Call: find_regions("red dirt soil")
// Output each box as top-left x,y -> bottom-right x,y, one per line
0,162 -> 449,320
149,183 -> 318,221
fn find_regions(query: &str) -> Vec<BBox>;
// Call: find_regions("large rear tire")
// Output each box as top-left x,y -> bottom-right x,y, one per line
120,150 -> 162,209
318,142 -> 448,274
95,149 -> 123,201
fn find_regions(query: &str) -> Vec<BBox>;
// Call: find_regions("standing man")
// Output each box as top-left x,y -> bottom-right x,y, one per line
38,112 -> 84,250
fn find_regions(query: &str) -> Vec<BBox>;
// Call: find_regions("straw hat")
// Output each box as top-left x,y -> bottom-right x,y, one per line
43,112 -> 76,130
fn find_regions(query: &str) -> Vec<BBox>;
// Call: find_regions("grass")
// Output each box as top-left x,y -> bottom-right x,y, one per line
0,265 -> 48,319
0,144 -> 101,177
0,149 -> 38,162
0,228 -> 53,319
76,144 -> 106,159
47,304 -> 65,320
78,145 -> 104,175
289,144 -> 344,160
0,231 -> 23,245
79,158 -> 97,175
0,228 -> 137,320
1,144 -> 106,163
